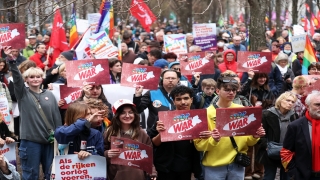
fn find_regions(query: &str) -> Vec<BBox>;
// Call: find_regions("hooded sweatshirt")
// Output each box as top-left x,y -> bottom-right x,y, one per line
218,49 -> 243,79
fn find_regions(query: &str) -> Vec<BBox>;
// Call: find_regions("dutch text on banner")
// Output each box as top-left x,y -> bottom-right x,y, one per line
215,107 -> 262,136
0,143 -> 17,168
59,85 -> 82,109
192,23 -> 217,51
120,63 -> 161,90
291,34 -> 307,53
164,34 -> 188,55
0,92 -> 12,125
54,154 -> 107,180
236,51 -> 272,72
65,59 -> 110,87
0,23 -> 25,49
179,51 -> 215,75
87,31 -> 118,59
87,13 -> 101,34
159,109 -> 208,142
110,136 -> 153,174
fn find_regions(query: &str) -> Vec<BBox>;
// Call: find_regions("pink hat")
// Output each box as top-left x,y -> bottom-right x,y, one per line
112,99 -> 135,114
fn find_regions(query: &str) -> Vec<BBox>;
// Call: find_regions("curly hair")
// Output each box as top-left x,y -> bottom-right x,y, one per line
170,86 -> 194,100
85,99 -> 109,118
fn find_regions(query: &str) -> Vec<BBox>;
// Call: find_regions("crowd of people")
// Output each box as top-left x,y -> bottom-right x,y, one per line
0,20 -> 319,180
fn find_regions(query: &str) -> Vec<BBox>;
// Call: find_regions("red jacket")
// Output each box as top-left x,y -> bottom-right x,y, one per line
29,52 -> 52,69
218,49 -> 243,79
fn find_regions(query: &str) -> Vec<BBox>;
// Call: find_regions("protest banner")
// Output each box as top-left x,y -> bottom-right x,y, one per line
121,63 -> 161,90
192,23 -> 217,51
291,34 -> 307,53
59,85 -> 82,109
0,91 -> 12,125
65,59 -> 110,87
87,13 -> 101,33
179,52 -> 215,75
87,31 -> 118,59
159,109 -> 208,142
0,23 -> 25,49
0,143 -> 17,168
164,34 -> 188,55
111,137 -> 153,174
215,107 -> 262,136
237,51 -> 272,72
302,75 -> 320,83
53,154 -> 106,180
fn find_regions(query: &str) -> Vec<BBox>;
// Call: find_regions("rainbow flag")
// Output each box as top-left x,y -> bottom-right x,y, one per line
302,36 -> 318,74
69,4 -> 79,48
109,1 -> 114,39
288,29 -> 292,42
95,0 -> 111,34
118,34 -> 122,60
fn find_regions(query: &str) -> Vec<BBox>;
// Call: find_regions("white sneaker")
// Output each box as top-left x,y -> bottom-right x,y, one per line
252,173 -> 261,179
244,176 -> 253,180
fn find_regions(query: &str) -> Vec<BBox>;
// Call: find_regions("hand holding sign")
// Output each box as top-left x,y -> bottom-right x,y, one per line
135,85 -> 144,97
107,149 -> 120,158
74,150 -> 91,160
212,129 -> 221,142
253,124 -> 266,138
199,131 -> 212,139
0,138 -> 4,148
5,137 -> 14,144
156,121 -> 166,133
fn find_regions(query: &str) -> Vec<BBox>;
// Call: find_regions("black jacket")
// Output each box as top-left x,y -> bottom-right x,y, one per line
292,59 -> 302,77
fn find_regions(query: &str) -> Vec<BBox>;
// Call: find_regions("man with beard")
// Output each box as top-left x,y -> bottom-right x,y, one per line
281,91 -> 320,180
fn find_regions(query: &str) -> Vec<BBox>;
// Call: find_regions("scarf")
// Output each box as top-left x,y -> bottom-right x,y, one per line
276,64 -> 288,76
305,110 -> 320,171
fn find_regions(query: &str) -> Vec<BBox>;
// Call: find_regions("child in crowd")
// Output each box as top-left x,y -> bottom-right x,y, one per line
193,78 -> 217,109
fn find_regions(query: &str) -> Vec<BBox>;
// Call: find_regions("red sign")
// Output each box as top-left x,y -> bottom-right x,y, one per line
0,23 -> 25,49
237,51 -> 272,72
215,107 -> 262,136
65,59 -> 110,87
110,136 -> 153,174
179,52 -> 215,75
120,63 -> 161,90
159,109 -> 208,142
59,85 -> 82,109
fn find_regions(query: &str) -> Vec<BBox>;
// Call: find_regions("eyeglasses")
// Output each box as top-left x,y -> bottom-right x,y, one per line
29,75 -> 41,79
173,68 -> 180,71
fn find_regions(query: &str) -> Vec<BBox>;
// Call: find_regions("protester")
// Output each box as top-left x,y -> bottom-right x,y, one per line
109,59 -> 122,84
291,76 -> 308,118
29,43 -> 52,70
163,52 -> 178,63
271,40 -> 280,61
227,36 -> 246,55
193,78 -> 217,109
22,34 -> 37,59
189,45 -> 202,53
0,58 -> 9,85
42,32 -> 51,50
148,49 -> 162,65
0,155 -> 20,180
6,48 -> 26,67
168,61 -> 192,87
123,31 -> 140,54
216,38 -> 228,53
86,99 -> 111,133
218,49 -> 243,79
214,52 -> 224,67
307,62 -> 320,75
274,52 -> 294,91
186,33 -> 194,51
104,99 -> 152,180
138,42 -> 147,54
281,91 -> 320,179
121,43 -> 137,64
281,42 -> 294,67
291,51 -> 304,76
154,59 -> 168,72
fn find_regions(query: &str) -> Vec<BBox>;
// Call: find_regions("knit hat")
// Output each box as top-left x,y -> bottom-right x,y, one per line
112,99 -> 135,114
154,59 -> 169,68
61,50 -> 74,60
274,52 -> 288,64
168,61 -> 180,69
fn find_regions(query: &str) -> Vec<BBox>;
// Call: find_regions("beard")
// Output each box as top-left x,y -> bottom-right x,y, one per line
309,110 -> 320,119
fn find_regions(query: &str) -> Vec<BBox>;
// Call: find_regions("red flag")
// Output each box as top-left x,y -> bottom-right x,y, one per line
312,14 -> 320,29
229,15 -> 234,25
305,19 -> 315,36
305,3 -> 311,13
130,0 -> 156,32
50,8 -> 69,64
239,13 -> 244,23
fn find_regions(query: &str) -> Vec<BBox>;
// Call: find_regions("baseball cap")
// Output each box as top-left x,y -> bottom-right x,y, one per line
112,99 -> 135,114
154,59 -> 169,69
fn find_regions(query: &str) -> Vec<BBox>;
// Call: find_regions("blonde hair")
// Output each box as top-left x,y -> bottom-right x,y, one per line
292,76 -> 308,89
201,78 -> 216,88
22,67 -> 44,80
275,91 -> 297,109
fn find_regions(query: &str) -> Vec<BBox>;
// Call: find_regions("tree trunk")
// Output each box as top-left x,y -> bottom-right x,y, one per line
292,0 -> 298,25
248,0 -> 268,51
275,0 -> 282,37
268,0 -> 272,30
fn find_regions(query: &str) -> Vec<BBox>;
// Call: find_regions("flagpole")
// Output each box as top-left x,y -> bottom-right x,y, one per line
70,26 -> 91,50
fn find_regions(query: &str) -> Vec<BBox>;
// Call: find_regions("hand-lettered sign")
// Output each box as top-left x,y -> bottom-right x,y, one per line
237,51 -> 272,72
291,34 -> 306,53
0,23 -> 25,49
87,31 -> 118,58
54,154 -> 107,180
215,107 -> 262,136
164,34 -> 188,55
65,59 -> 110,87
159,109 -> 208,141
179,52 -> 215,75
59,85 -> 82,109
110,137 -> 153,174
1,143 -> 17,168
193,23 -> 217,51
120,63 -> 161,90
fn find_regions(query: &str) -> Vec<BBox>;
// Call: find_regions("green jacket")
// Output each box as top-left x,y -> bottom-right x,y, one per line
22,45 -> 35,59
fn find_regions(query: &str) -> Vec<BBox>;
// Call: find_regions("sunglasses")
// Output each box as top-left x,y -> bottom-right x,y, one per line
222,79 -> 238,83
220,74 -> 238,78
29,75 -> 41,79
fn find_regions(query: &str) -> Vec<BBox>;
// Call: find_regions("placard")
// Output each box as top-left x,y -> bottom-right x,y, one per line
59,85 -> 82,109
53,154 -> 107,180
0,23 -> 25,49
193,23 -> 217,51
121,63 -> 161,90
236,51 -> 272,72
87,31 -> 118,58
110,137 -> 153,174
164,34 -> 187,54
215,107 -> 262,136
65,59 -> 110,87
87,13 -> 101,34
1,143 -> 17,168
291,34 -> 306,53
179,52 -> 215,75
0,92 -> 11,125
158,109 -> 208,142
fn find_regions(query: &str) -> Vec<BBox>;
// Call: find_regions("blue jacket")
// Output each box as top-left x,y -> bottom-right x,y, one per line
54,119 -> 104,156
227,44 -> 247,52
193,92 -> 215,109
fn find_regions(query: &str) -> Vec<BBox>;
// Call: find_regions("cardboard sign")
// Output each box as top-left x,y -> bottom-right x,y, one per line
237,51 -> 272,72
121,63 -> 161,90
87,13 -> 101,34
164,34 -> 187,54
216,107 -> 262,136
179,52 -> 215,75
110,137 -> 153,174
193,23 -> 217,51
53,154 -> 107,180
0,23 -> 25,49
1,143 -> 17,168
59,85 -> 82,109
291,34 -> 306,53
159,109 -> 208,141
87,31 -> 118,58
65,59 -> 110,87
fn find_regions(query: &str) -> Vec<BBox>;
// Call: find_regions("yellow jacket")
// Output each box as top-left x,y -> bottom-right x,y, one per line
194,103 -> 259,167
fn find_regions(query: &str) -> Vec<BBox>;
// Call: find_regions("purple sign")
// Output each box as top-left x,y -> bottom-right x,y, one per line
193,35 -> 217,51
193,24 -> 217,51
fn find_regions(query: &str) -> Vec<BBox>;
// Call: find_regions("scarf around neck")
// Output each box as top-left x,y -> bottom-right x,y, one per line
305,110 -> 320,171
276,64 -> 288,76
